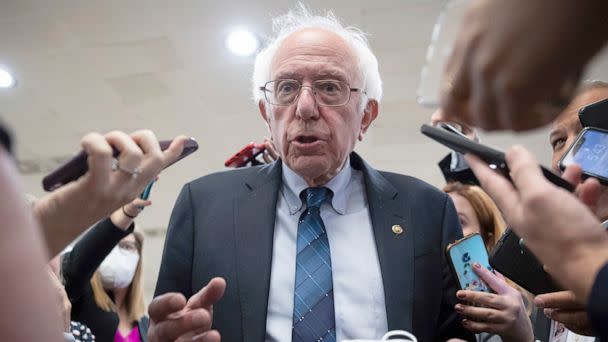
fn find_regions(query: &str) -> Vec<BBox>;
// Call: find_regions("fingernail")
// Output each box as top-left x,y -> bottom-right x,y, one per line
462,319 -> 469,326
456,291 -> 466,299
544,308 -> 553,318
455,304 -> 463,312
473,262 -> 481,269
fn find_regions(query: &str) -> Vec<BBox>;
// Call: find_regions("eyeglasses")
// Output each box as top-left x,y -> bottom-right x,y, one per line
259,79 -> 365,107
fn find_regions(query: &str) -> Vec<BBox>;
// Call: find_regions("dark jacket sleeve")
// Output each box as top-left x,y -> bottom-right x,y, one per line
588,262 -> 608,341
437,195 -> 476,341
62,217 -> 134,302
154,184 -> 195,298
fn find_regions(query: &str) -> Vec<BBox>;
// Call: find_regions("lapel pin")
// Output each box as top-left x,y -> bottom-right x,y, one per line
392,224 -> 404,235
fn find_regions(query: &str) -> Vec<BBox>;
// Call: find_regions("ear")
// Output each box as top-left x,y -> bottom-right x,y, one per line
259,100 -> 272,132
358,99 -> 379,141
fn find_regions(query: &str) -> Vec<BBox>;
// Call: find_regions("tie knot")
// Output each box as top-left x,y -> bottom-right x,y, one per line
302,187 -> 331,209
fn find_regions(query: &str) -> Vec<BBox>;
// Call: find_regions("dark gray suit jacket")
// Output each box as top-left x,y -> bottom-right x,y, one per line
155,153 -> 474,341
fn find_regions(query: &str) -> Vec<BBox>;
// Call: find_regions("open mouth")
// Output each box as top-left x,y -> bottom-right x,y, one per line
295,135 -> 320,144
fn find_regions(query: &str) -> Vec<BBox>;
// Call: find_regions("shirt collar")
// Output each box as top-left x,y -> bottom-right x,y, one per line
281,157 -> 351,215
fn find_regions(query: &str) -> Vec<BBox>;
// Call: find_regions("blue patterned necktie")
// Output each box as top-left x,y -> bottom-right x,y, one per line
292,187 -> 336,342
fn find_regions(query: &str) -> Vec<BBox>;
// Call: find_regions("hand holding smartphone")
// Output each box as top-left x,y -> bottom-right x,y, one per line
421,124 -> 575,192
42,138 -> 198,191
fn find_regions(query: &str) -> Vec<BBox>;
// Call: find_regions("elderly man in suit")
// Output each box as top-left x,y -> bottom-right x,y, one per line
147,7 -> 472,342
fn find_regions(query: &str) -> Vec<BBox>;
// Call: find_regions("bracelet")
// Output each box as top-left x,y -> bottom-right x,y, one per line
122,206 -> 137,219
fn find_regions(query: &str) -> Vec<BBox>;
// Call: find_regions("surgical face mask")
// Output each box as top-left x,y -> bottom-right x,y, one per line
98,246 -> 139,289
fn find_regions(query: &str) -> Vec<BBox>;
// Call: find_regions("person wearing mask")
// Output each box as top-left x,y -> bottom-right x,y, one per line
63,197 -> 151,342
444,183 -> 534,342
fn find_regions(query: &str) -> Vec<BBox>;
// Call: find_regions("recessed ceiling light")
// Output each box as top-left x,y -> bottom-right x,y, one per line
226,29 -> 259,57
0,68 -> 16,88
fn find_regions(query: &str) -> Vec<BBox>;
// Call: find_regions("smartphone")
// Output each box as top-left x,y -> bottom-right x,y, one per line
140,181 -> 155,200
559,127 -> 608,185
421,124 -> 575,192
490,229 -> 560,294
42,138 -> 198,191
579,97 -> 608,130
446,233 -> 492,292
224,142 -> 266,168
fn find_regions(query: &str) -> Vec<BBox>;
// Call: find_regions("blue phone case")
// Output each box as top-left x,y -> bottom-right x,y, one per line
447,233 -> 492,292
140,181 -> 154,200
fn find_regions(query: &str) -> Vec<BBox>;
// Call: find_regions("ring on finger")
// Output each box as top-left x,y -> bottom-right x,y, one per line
111,159 -> 141,179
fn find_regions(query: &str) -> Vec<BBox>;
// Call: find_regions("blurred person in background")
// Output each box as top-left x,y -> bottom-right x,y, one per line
0,121 -> 63,341
63,196 -> 151,342
440,0 -> 608,132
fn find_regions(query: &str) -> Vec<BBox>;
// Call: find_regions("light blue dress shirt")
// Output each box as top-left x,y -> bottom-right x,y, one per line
265,158 -> 388,342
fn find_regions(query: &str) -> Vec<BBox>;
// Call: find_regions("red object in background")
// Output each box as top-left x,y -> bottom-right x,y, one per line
224,142 -> 266,168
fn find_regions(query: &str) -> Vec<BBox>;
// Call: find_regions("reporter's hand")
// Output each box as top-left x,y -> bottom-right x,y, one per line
35,130 -> 188,256
148,278 -> 225,342
465,146 -> 608,301
455,263 -> 533,342
440,0 -> 608,131
535,291 -> 596,336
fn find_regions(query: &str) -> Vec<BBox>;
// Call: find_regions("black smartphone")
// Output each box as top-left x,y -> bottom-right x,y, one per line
490,229 -> 560,294
420,124 -> 575,192
446,233 -> 492,292
579,97 -> 608,129
42,138 -> 198,191
559,127 -> 608,185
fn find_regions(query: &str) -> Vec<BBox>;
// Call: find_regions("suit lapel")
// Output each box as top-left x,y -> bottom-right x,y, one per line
234,161 -> 282,342
352,153 -> 415,332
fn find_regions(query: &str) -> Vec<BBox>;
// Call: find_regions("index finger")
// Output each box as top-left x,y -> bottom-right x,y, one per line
186,277 -> 226,311
504,145 -> 549,192
472,263 -> 510,294
534,291 -> 585,309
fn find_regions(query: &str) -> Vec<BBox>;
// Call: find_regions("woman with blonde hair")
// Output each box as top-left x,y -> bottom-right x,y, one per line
444,182 -> 535,342
62,196 -> 151,342
443,182 -> 506,252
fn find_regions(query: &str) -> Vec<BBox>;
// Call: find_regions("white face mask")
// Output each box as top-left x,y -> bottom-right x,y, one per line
98,246 -> 139,289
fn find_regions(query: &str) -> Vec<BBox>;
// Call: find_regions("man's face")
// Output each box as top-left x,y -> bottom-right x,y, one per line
259,28 -> 377,186
549,87 -> 608,220
549,88 -> 608,172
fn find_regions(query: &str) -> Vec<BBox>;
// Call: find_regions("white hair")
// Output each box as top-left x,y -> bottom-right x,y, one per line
252,4 -> 383,110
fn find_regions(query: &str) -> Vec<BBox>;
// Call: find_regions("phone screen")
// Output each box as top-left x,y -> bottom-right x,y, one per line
560,128 -> 608,181
447,234 -> 492,292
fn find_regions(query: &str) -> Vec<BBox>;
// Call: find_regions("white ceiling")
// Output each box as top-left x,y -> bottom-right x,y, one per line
2,0 -> 608,232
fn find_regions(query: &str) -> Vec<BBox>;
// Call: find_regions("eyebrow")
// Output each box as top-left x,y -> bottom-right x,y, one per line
273,69 -> 349,82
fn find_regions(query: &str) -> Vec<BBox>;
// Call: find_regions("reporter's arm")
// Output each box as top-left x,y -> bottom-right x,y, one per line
465,146 -> 608,302
35,131 -> 186,256
0,147 -> 63,340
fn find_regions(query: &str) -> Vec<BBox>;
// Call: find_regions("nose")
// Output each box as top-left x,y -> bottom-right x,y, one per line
295,85 -> 320,121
